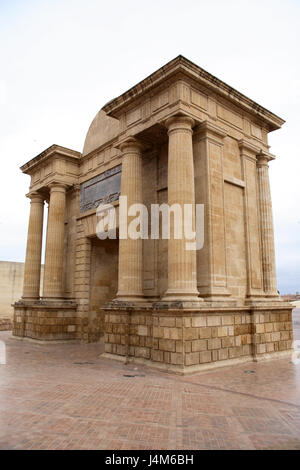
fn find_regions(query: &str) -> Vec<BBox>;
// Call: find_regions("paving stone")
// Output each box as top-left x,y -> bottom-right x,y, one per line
0,330 -> 300,450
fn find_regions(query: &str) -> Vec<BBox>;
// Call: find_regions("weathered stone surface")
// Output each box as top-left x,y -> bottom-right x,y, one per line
102,306 -> 293,372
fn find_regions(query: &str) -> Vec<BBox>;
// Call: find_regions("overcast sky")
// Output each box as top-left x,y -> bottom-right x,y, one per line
0,0 -> 299,293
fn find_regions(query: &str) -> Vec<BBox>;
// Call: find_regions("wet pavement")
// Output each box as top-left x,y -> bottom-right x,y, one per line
0,309 -> 299,450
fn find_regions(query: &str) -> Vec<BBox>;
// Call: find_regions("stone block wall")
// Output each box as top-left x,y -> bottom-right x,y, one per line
89,238 -> 118,341
13,302 -> 78,341
74,218 -> 120,343
104,306 -> 294,372
0,318 -> 12,331
252,310 -> 293,356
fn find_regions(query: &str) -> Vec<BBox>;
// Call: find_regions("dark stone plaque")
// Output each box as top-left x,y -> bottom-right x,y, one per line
80,164 -> 121,212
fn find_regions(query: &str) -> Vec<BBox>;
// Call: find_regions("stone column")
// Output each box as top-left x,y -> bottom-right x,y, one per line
256,152 -> 278,297
22,192 -> 44,300
163,115 -> 199,302
116,138 -> 144,301
43,183 -> 67,299
239,140 -> 264,301
194,121 -> 230,301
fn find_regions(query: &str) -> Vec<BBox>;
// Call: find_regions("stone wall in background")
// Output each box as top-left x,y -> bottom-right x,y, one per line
0,261 -> 43,330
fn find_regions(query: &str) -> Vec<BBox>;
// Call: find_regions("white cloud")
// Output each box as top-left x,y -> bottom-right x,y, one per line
0,0 -> 299,292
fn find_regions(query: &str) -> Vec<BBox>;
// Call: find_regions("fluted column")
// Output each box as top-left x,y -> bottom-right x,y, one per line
163,115 -> 199,302
116,138 -> 144,301
22,193 -> 44,299
43,183 -> 67,299
256,153 -> 278,297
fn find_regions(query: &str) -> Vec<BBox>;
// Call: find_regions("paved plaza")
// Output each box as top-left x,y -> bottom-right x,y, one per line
0,310 -> 299,450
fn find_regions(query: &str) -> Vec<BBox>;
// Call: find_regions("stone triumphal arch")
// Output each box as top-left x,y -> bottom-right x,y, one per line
13,56 -> 293,373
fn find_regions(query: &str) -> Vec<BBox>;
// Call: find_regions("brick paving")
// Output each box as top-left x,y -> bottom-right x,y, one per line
0,309 -> 299,450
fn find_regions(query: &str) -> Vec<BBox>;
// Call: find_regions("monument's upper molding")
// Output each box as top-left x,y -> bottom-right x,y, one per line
102,55 -> 285,132
20,144 -> 81,175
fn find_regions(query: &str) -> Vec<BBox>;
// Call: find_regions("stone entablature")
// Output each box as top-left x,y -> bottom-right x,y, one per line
79,144 -> 121,183
13,56 -> 293,372
22,144 -> 81,195
102,56 -> 283,146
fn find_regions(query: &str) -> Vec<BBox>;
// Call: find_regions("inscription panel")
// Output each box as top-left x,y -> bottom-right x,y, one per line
80,165 -> 121,212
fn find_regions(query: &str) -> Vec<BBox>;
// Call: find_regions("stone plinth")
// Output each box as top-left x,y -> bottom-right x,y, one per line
13,300 -> 78,341
102,303 -> 294,374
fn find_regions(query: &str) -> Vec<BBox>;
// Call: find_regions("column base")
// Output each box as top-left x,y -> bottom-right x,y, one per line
162,288 -> 202,303
22,296 -> 40,301
198,286 -> 233,302
114,292 -> 147,304
42,295 -> 68,301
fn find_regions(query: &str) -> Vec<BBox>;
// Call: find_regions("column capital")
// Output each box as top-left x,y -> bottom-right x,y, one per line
26,192 -> 45,203
256,150 -> 275,167
165,115 -> 194,134
119,137 -> 144,153
73,183 -> 81,192
48,182 -> 68,194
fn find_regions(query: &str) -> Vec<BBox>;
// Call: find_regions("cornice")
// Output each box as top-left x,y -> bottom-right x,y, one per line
21,144 -> 81,175
102,55 -> 285,132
